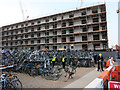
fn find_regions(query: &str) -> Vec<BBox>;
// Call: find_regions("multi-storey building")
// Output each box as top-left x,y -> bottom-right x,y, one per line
1,4 -> 108,50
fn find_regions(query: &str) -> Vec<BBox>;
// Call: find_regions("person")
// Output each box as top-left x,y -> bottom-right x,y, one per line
62,55 -> 66,69
93,54 -> 98,64
97,53 -> 104,71
52,54 -> 56,68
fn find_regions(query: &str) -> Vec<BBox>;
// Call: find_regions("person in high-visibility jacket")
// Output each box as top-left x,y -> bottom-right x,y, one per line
62,55 -> 66,69
52,54 -> 57,68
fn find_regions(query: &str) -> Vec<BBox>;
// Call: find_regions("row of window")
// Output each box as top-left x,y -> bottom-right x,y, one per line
6,43 -> 108,51
2,30 -> 107,41
2,33 -> 107,46
2,24 -> 106,36
2,7 -> 106,31
3,16 -> 106,31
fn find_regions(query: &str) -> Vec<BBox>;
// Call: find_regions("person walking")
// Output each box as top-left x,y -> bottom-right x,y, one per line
52,54 -> 56,68
97,53 -> 104,71
62,55 -> 66,69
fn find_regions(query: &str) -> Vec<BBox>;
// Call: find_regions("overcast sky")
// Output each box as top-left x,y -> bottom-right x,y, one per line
0,0 -> 118,48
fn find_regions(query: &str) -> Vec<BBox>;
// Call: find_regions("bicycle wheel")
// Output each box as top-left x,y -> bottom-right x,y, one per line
11,79 -> 22,90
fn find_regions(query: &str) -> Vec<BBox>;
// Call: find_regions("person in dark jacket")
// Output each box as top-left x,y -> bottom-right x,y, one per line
93,54 -> 98,64
97,53 -> 104,71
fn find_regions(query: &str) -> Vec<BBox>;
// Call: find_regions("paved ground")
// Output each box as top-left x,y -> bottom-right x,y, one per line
11,67 -> 95,88
64,68 -> 101,88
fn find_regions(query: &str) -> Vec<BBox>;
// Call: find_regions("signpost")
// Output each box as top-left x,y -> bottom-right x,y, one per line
108,81 -> 120,89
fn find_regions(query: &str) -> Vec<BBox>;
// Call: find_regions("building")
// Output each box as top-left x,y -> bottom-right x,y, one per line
1,4 -> 108,50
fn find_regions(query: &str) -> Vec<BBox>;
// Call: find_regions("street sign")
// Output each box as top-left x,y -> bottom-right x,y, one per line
108,81 -> 120,89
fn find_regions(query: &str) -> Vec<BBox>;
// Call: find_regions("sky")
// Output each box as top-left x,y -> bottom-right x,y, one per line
0,0 -> 118,48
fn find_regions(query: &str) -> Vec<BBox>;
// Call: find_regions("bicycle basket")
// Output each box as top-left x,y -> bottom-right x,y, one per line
74,60 -> 78,62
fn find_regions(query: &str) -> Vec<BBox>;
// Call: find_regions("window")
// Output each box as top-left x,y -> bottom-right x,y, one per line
11,31 -> 13,35
100,7 -> 106,12
103,43 -> 107,49
81,11 -> 86,15
45,38 -> 49,43
25,40 -> 28,44
71,46 -> 74,49
15,41 -> 18,45
31,34 -> 34,37
94,44 -> 100,50
10,42 -> 13,45
93,25 -> 99,31
37,21 -> 41,24
53,46 -> 57,50
62,29 -> 66,34
93,16 -> 99,22
11,37 -> 13,40
69,21 -> 74,26
69,14 -> 74,18
62,37 -> 66,42
45,32 -> 49,36
93,34 -> 100,40
37,33 -> 41,37
92,8 -> 98,13
53,17 -> 57,21
20,41 -> 23,44
45,19 -> 49,22
21,35 -> 23,38
37,26 -> 41,30
102,32 -> 107,39
6,43 -> 8,46
31,47 -> 34,50
53,23 -> 57,28
101,24 -> 106,30
100,14 -> 106,21
21,24 -> 24,27
45,46 -> 49,49
25,29 -> 28,32
25,34 -> 28,38
37,46 -> 41,50
61,16 -> 64,19
16,25 -> 18,28
53,38 -> 57,43
31,22 -> 34,25
69,37 -> 75,42
37,40 -> 40,43
82,44 -> 88,50
25,23 -> 28,26
62,22 -> 66,27
16,31 -> 18,34
82,26 -> 87,32
69,28 -> 74,33
45,24 -> 49,29
21,30 -> 24,33
53,31 -> 57,35
82,35 -> 87,41
6,32 -> 8,35
31,28 -> 34,31
15,36 -> 18,39
31,40 -> 34,44
81,19 -> 87,24
11,26 -> 13,29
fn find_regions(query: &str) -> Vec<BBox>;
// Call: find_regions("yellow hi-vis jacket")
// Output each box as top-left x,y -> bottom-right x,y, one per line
62,57 -> 65,62
52,56 -> 56,61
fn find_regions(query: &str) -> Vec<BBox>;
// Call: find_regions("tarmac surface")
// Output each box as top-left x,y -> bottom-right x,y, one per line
12,67 -> 96,88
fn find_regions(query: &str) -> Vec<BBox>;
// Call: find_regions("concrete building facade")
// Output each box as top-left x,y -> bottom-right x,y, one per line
1,4 -> 108,50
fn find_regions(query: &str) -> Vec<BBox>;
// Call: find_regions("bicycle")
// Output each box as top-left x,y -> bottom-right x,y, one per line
1,73 -> 22,90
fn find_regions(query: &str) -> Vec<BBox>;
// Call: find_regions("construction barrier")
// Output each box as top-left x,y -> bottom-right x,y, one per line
85,60 -> 120,89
